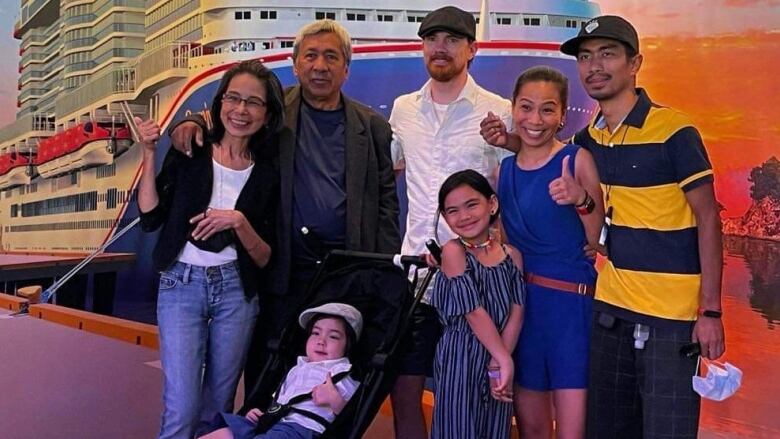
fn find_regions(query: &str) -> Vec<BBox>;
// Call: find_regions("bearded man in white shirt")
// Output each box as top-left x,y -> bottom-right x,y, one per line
388,6 -> 515,439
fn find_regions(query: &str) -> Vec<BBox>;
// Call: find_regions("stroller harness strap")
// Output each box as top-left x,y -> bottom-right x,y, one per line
255,371 -> 352,433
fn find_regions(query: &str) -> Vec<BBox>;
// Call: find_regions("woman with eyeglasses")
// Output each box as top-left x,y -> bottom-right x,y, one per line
136,59 -> 285,439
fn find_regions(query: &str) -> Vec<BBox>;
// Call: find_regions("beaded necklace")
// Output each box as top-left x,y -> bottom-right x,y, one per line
459,234 -> 494,251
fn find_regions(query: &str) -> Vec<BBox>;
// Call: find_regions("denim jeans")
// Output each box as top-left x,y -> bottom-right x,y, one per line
219,414 -> 320,439
157,261 -> 259,439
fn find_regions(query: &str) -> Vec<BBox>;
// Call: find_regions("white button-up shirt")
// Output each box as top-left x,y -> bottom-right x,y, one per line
278,356 -> 359,434
390,74 -> 512,271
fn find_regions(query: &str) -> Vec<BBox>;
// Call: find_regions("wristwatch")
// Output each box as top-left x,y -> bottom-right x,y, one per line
575,191 -> 596,215
698,308 -> 722,318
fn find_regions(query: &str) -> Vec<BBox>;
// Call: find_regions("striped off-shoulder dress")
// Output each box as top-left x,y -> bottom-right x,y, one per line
429,249 -> 525,439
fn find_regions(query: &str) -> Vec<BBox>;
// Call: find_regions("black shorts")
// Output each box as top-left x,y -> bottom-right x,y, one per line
397,302 -> 442,377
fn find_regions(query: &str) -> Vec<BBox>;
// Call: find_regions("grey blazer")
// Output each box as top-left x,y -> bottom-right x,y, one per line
271,86 -> 401,296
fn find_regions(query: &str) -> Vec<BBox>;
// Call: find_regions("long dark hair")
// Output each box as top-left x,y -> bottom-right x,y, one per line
207,59 -> 285,158
437,169 -> 500,224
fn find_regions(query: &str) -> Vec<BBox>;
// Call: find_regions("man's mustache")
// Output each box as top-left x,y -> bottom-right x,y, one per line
429,54 -> 453,62
586,73 -> 611,83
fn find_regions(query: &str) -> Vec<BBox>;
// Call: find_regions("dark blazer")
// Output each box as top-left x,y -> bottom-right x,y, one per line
271,86 -> 401,296
139,139 -> 278,298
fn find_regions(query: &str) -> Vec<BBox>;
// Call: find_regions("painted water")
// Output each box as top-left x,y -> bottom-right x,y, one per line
700,236 -> 780,438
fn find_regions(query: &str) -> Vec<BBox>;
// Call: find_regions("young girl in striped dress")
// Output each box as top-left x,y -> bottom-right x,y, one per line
429,169 -> 525,439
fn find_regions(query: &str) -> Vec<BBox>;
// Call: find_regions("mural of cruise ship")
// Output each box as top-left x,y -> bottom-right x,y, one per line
0,0 -> 600,323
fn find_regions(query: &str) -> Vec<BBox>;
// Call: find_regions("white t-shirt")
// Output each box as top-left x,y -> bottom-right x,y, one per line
178,159 -> 254,266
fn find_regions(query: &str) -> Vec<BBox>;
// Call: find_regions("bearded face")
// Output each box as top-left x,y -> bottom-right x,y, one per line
422,32 -> 476,83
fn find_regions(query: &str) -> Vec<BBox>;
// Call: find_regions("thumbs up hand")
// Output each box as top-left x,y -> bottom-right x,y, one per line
549,155 -> 586,205
312,372 -> 349,414
135,117 -> 161,151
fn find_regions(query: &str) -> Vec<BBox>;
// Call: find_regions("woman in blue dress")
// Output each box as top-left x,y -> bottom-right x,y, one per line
495,66 -> 604,438
429,170 -> 525,439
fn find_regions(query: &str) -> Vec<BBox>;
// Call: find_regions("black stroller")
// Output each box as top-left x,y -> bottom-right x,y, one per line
241,248 -> 438,439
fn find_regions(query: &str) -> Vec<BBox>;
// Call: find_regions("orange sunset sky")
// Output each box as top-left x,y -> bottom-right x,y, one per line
599,0 -> 780,218
0,1 -> 778,217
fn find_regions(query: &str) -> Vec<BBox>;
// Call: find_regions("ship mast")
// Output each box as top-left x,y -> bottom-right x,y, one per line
477,0 -> 491,41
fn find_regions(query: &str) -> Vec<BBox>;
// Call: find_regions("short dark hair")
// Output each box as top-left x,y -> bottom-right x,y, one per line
511,65 -> 569,111
208,59 -> 285,157
305,313 -> 357,356
437,169 -> 499,224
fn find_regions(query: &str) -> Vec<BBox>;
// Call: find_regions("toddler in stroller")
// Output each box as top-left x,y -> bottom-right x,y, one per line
204,250 -> 426,439
200,302 -> 363,439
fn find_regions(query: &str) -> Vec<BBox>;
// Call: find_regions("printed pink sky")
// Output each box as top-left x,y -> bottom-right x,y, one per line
1,1 -> 777,126
599,0 -> 780,36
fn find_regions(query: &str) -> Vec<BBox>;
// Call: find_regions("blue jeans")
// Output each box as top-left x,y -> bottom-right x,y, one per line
220,414 -> 320,439
157,261 -> 259,439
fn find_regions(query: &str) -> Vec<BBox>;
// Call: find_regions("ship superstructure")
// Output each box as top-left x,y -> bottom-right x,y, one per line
1,0 -> 600,322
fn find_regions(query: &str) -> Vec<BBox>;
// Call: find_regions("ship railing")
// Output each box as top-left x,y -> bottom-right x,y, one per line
53,41 -> 191,119
132,41 -> 192,88
21,17 -> 61,44
54,67 -> 137,119
0,113 -> 56,146
17,0 -> 58,35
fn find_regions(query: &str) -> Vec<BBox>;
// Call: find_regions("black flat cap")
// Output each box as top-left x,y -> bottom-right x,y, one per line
560,15 -> 639,56
417,6 -> 476,40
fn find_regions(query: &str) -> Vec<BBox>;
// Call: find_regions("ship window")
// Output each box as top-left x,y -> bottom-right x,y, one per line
315,11 -> 336,20
407,15 -> 425,23
524,17 -> 541,26
346,13 -> 366,21
260,10 -> 277,20
280,41 -> 294,48
235,11 -> 251,20
107,188 -> 118,209
97,163 -> 116,179
496,17 -> 511,25
377,14 -> 394,22
565,19 -> 578,28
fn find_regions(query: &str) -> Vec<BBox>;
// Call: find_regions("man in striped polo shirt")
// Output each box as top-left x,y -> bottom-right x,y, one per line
560,16 -> 726,439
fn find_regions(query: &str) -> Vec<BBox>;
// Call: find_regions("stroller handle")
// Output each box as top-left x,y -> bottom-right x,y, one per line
329,250 -> 429,269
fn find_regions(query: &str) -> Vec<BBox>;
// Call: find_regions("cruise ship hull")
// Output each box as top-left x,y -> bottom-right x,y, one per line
3,43 -> 597,323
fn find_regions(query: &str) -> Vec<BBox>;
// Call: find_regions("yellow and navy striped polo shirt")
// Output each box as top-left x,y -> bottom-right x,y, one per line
573,89 -> 713,326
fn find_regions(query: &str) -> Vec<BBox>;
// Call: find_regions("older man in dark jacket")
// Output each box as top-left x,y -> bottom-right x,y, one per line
169,19 -> 400,401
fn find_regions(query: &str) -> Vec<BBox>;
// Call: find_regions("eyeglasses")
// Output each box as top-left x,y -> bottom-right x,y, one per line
222,92 -> 266,111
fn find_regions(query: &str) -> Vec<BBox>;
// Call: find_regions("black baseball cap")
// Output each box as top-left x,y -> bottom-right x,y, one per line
560,15 -> 639,56
417,6 -> 476,40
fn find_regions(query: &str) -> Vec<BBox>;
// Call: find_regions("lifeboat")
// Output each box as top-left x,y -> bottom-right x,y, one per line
0,152 -> 34,190
35,122 -> 134,179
